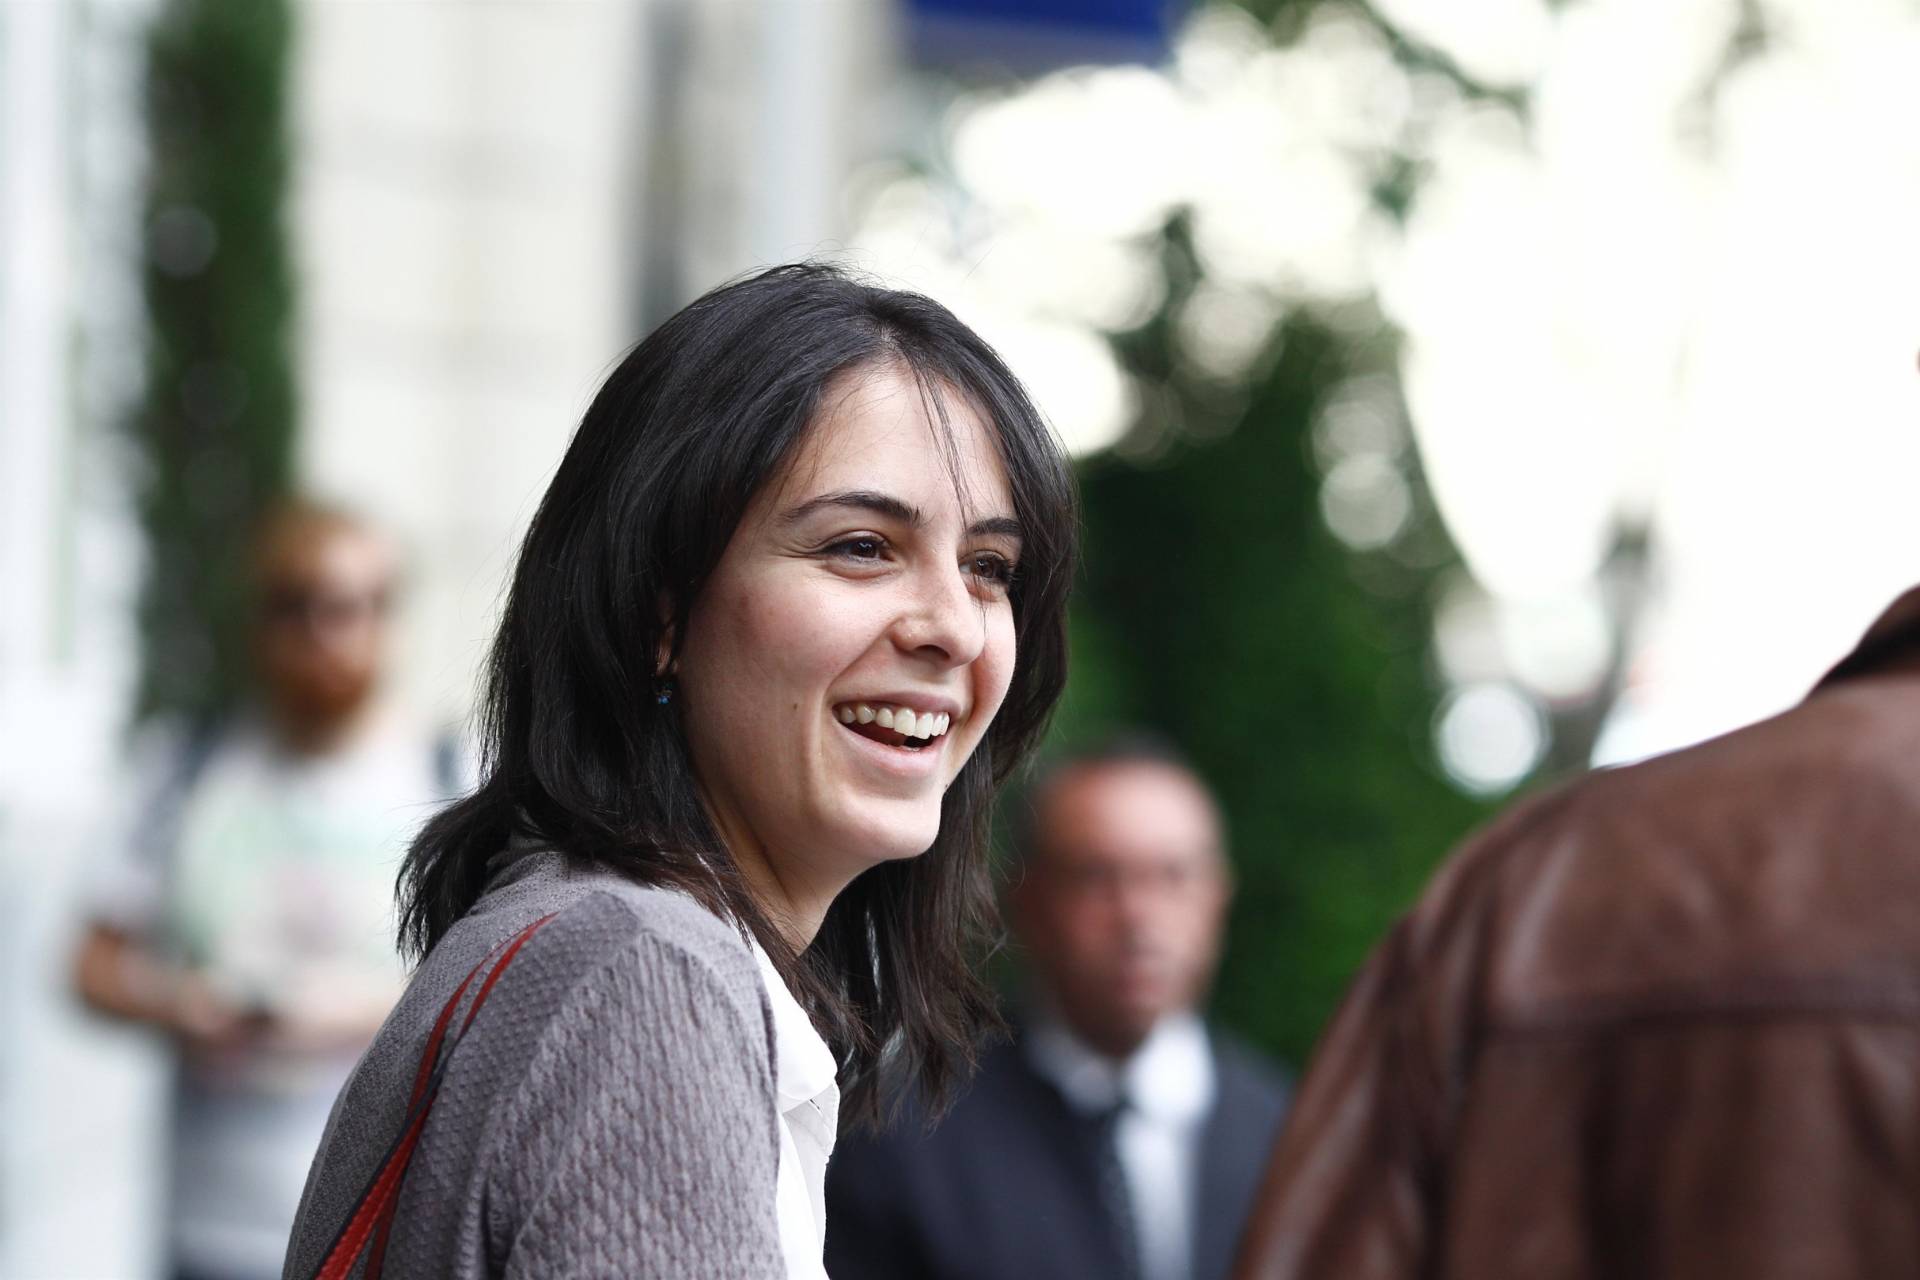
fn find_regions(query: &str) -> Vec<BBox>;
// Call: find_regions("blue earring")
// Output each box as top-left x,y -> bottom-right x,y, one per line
655,676 -> 675,706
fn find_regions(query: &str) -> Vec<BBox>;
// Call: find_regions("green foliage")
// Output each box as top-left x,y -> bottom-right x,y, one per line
131,0 -> 296,722
1224,0 -> 1530,117
1056,231 -> 1490,1068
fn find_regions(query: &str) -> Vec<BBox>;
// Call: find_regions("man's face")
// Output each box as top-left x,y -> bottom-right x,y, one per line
254,526 -> 395,729
1012,760 -> 1231,1058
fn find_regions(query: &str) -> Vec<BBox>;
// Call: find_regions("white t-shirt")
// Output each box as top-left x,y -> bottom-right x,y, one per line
90,713 -> 454,1277
750,939 -> 840,1280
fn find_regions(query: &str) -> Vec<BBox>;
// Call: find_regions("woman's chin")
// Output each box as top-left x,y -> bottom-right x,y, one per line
831,810 -> 944,870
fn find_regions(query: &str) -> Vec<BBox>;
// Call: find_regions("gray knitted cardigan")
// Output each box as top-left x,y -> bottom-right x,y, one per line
282,850 -> 788,1278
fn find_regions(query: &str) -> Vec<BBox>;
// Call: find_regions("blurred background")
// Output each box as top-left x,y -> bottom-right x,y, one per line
5,0 -> 1919,1273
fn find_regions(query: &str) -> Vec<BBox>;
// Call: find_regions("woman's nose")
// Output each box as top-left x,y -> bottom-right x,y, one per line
892,563 -> 987,667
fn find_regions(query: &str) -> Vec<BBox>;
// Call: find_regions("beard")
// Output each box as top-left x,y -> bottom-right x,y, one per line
269,661 -> 378,730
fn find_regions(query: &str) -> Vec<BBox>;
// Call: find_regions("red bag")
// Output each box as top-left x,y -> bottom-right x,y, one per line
310,912 -> 556,1280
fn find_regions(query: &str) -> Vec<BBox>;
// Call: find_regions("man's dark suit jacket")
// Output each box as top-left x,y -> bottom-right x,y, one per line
826,1024 -> 1288,1280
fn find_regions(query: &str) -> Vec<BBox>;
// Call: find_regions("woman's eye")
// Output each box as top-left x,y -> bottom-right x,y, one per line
827,535 -> 888,562
964,553 -> 1017,590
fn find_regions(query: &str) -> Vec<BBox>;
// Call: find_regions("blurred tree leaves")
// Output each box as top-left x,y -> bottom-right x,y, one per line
1052,202 -> 1489,1067
131,0 -> 296,723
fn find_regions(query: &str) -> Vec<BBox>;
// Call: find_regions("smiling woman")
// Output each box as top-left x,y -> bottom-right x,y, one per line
680,365 -> 1026,943
282,265 -> 1077,1280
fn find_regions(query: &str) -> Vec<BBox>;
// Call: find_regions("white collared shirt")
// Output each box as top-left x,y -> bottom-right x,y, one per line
750,940 -> 840,1280
1025,1011 -> 1216,1280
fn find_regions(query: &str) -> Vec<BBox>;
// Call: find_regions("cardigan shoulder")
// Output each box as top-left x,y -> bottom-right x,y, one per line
283,851 -> 786,1279
449,850 -> 776,1092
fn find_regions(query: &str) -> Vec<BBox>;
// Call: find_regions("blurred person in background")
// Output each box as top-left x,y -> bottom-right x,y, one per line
827,736 -> 1289,1280
73,498 -> 459,1280
1234,586 -> 1920,1280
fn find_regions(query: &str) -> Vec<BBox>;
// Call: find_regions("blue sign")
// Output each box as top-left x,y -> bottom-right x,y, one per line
907,0 -> 1182,72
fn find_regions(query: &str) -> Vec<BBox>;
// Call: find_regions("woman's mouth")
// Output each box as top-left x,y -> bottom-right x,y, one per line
834,702 -> 952,752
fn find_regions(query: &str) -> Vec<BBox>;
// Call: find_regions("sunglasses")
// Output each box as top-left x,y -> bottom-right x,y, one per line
260,584 -> 393,630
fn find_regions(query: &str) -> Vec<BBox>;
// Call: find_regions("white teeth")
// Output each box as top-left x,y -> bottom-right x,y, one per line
835,703 -> 954,740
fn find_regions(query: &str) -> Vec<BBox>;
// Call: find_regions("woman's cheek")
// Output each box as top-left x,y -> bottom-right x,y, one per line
734,574 -> 827,674
969,611 -> 1019,740
987,609 -> 1018,699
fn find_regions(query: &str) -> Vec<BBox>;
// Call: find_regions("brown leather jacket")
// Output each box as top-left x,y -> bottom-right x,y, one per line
1235,588 -> 1920,1280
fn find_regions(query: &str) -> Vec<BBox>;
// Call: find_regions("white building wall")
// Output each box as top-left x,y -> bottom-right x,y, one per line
0,2 -> 165,1275
674,0 -> 894,300
291,0 -> 652,727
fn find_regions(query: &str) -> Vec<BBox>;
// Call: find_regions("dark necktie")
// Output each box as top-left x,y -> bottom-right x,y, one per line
1091,1095 -> 1142,1280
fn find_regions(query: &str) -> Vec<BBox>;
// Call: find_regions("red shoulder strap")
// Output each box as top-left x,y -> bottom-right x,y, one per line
312,912 -> 556,1280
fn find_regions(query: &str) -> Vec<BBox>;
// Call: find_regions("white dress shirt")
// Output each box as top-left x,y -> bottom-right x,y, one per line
1025,1011 -> 1217,1280
751,940 -> 841,1280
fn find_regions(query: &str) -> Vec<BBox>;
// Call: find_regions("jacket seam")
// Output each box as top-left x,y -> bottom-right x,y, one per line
1486,978 -> 1920,1039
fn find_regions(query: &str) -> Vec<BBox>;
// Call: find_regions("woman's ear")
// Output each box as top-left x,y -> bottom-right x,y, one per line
654,593 -> 679,678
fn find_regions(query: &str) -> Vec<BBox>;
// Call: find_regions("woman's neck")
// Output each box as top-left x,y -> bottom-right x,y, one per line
697,792 -> 852,951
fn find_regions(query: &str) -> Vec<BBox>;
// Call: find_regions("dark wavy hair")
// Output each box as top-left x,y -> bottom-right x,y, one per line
398,263 -> 1077,1125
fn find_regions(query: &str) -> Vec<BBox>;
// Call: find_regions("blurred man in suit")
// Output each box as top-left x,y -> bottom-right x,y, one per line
1235,586 -> 1920,1280
828,737 -> 1288,1280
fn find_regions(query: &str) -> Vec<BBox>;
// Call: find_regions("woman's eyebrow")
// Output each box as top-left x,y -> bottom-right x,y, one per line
779,490 -> 1024,542
968,515 -> 1023,542
780,490 -> 923,527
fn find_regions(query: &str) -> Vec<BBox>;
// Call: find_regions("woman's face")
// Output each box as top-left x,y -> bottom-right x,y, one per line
676,362 -> 1022,897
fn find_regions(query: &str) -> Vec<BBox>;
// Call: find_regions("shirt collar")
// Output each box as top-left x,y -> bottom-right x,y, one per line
750,938 -> 840,1111
1813,584 -> 1920,692
1024,1008 -> 1215,1126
